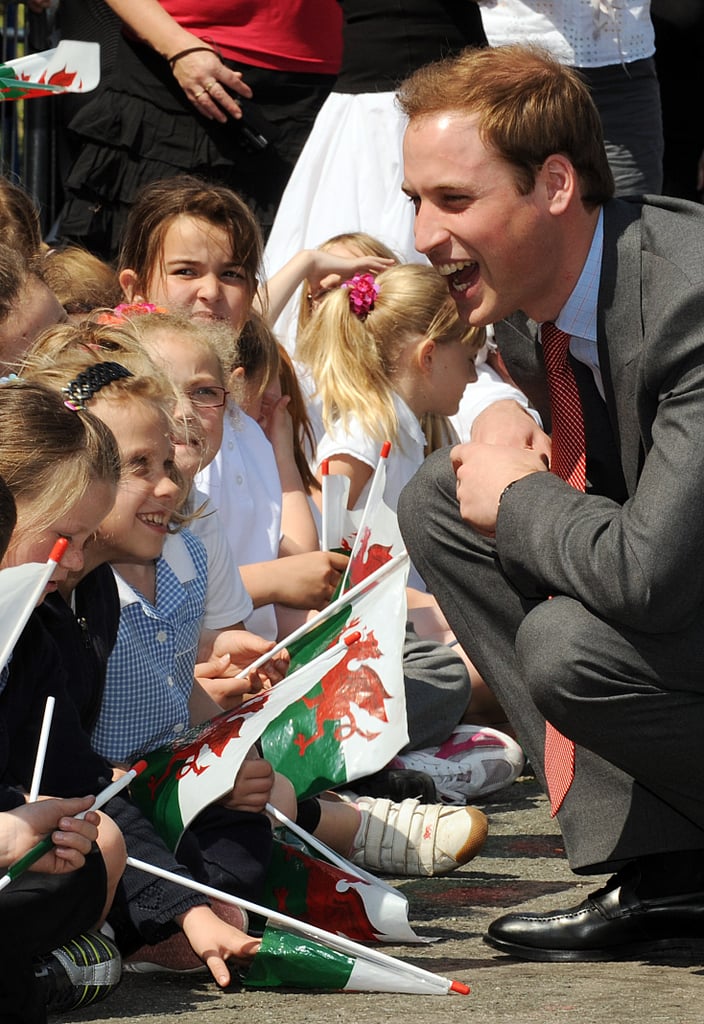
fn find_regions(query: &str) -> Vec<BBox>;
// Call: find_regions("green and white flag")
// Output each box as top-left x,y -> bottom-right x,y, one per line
243,924 -> 467,994
127,857 -> 470,997
130,555 -> 410,847
260,553 -> 409,799
0,41 -> 100,101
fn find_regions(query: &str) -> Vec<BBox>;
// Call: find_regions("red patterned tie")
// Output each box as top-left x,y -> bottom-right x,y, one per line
541,322 -> 586,815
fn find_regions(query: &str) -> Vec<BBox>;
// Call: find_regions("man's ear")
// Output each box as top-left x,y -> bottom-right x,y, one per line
118,267 -> 143,302
542,153 -> 575,213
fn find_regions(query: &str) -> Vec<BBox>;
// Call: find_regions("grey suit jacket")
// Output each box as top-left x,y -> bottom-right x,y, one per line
493,194 -> 704,637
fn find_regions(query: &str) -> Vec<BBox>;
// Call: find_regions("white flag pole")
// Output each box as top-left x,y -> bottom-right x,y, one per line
339,441 -> 392,593
126,856 -> 469,995
264,802 -> 399,895
28,696 -> 56,803
235,551 -> 409,680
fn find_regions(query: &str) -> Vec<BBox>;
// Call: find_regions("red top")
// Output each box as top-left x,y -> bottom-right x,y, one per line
162,0 -> 343,72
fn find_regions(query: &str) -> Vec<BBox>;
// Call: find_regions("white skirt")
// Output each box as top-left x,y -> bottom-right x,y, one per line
264,90 -> 428,353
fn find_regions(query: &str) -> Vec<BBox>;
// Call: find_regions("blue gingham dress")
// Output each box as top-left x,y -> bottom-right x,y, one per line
91,529 -> 208,764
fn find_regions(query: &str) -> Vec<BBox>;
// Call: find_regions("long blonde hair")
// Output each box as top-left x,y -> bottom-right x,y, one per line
20,318 -> 192,524
296,262 -> 483,446
0,379 -> 120,533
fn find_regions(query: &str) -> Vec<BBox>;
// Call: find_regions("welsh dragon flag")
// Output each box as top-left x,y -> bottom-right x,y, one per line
128,855 -> 471,996
258,831 -> 424,944
0,41 -> 100,101
130,554 -> 410,847
259,552 -> 409,799
321,443 -> 406,593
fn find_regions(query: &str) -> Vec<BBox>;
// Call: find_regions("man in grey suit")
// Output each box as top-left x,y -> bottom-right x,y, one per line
396,41 -> 704,961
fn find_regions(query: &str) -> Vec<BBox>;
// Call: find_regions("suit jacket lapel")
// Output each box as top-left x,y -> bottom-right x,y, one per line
599,199 -> 646,496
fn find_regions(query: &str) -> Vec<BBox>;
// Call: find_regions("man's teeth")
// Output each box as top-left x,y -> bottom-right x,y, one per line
433,262 -> 478,290
436,260 -> 476,276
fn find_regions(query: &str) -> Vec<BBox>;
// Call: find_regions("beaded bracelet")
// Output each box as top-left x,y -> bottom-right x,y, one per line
167,46 -> 217,70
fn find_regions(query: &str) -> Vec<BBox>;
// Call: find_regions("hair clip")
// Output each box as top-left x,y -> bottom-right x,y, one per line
96,302 -> 168,326
62,362 -> 134,411
342,273 -> 379,320
0,373 -> 20,385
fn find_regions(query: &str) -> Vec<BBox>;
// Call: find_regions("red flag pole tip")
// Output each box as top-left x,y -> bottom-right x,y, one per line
131,759 -> 148,777
343,630 -> 362,646
450,979 -> 470,995
321,459 -> 330,475
47,537 -> 69,564
380,441 -> 391,459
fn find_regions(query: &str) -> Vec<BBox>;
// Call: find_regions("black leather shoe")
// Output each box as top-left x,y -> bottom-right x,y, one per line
484,866 -> 704,962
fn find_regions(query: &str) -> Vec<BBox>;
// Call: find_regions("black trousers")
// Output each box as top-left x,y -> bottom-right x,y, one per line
0,847 -> 107,1024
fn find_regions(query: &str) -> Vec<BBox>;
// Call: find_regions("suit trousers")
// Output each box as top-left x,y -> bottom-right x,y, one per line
398,448 -> 704,873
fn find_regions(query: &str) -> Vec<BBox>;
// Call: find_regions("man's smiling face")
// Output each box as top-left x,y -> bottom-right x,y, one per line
402,112 -> 557,327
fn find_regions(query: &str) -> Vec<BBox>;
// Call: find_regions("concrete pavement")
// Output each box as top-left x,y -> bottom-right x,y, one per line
69,773 -> 703,1024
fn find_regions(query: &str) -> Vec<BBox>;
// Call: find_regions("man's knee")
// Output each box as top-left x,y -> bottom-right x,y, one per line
516,597 -> 595,729
398,447 -> 454,549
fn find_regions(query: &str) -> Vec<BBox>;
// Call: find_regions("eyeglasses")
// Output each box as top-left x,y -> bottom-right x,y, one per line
184,386 -> 228,408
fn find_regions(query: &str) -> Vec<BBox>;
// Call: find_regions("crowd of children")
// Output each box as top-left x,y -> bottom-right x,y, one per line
0,167 -> 525,1021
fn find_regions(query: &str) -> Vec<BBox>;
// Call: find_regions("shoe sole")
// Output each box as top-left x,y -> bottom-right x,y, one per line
452,807 -> 490,870
483,932 -> 704,962
123,962 -> 208,974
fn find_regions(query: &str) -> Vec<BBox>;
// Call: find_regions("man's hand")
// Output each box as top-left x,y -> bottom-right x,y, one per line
471,399 -> 551,459
451,441 -> 548,536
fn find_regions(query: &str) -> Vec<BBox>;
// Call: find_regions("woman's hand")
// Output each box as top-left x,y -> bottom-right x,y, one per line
170,45 -> 252,123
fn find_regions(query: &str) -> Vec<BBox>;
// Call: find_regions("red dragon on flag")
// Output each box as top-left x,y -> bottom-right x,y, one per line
0,41 -> 100,101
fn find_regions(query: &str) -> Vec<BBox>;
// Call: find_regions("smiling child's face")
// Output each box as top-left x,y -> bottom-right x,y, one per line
89,397 -> 182,565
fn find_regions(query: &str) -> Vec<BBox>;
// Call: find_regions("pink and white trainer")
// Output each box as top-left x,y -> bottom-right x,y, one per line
394,726 -> 525,804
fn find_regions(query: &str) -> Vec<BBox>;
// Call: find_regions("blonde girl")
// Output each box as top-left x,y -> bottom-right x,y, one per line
297,261 -> 484,512
0,380 -> 126,959
296,263 -> 521,744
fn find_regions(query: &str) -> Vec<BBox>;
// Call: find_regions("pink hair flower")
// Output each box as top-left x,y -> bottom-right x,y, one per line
342,273 -> 379,320
112,302 -> 168,318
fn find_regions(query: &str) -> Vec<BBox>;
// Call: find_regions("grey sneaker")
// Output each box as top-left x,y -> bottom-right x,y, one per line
33,930 -> 122,1013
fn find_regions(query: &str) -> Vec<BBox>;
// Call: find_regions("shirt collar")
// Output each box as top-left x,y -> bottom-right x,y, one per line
393,391 -> 426,447
161,531 -> 197,583
112,531 -> 197,608
553,208 -> 603,343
